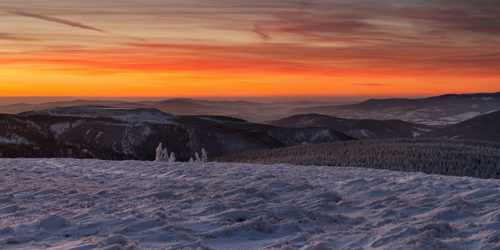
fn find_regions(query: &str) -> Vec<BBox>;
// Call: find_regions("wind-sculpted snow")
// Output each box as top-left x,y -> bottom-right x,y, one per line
1,159 -> 499,249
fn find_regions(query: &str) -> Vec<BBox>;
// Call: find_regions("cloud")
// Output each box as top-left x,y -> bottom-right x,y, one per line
8,11 -> 105,33
357,83 -> 387,87
397,0 -> 500,35
0,33 -> 38,41
1,0 -> 499,78
252,23 -> 272,41
119,41 -> 500,77
245,0 -> 500,44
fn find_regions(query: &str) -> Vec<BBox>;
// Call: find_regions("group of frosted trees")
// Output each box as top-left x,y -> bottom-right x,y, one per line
155,143 -> 175,163
155,143 -> 207,163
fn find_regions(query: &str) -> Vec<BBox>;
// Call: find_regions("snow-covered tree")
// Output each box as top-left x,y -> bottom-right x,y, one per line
161,148 -> 169,162
201,148 -> 208,163
195,152 -> 201,163
168,152 -> 176,163
189,157 -> 194,163
155,143 -> 163,161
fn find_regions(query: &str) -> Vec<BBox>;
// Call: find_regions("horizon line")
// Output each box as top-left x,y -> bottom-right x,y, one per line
2,90 -> 500,99
0,91 -> 499,100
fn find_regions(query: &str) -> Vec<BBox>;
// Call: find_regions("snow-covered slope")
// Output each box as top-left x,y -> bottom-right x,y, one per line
1,159 -> 499,249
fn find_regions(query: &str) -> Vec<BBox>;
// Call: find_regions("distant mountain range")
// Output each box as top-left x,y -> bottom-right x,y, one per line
0,106 -> 352,160
270,110 -> 500,143
0,98 -> 344,123
1,91 -> 499,160
295,92 -> 500,125
270,114 -> 436,139
2,92 -> 499,126
424,110 -> 500,142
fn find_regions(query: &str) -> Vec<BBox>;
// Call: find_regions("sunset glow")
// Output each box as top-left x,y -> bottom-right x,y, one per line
0,0 -> 499,97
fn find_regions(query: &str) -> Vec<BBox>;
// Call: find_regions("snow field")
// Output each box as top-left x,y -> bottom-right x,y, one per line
0,159 -> 499,249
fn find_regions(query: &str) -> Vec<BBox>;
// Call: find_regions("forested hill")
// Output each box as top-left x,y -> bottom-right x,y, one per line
216,139 -> 500,179
0,106 -> 352,160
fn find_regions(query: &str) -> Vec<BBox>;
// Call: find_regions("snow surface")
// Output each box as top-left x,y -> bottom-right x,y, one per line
1,159 -> 499,249
411,131 -> 421,138
50,121 -> 83,137
441,112 -> 481,122
0,135 -> 31,145
481,97 -> 495,101
348,129 -> 376,139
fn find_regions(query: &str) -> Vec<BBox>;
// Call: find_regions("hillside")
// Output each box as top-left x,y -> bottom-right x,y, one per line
1,159 -> 499,249
295,92 -> 500,125
216,139 -> 500,179
424,110 -> 500,142
270,114 -> 435,139
0,106 -> 352,160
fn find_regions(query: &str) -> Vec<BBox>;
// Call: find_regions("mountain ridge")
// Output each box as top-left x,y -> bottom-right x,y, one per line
270,113 -> 436,139
423,110 -> 500,142
0,106 -> 352,160
295,91 -> 500,125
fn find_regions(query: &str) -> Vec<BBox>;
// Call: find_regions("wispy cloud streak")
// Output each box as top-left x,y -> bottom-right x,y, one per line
0,33 -> 38,41
8,11 -> 105,33
357,83 -> 387,87
252,23 -> 272,41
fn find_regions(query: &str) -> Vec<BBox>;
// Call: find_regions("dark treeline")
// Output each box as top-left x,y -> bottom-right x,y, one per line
215,139 -> 500,179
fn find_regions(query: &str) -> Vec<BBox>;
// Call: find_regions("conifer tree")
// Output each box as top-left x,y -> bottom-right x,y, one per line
168,152 -> 176,163
155,143 -> 163,161
195,152 -> 201,163
161,148 -> 169,162
201,148 -> 208,163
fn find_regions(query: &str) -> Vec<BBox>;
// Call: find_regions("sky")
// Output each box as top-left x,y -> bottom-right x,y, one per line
0,0 -> 499,97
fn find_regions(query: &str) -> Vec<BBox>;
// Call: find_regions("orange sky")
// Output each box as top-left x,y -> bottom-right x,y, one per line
0,0 -> 499,97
